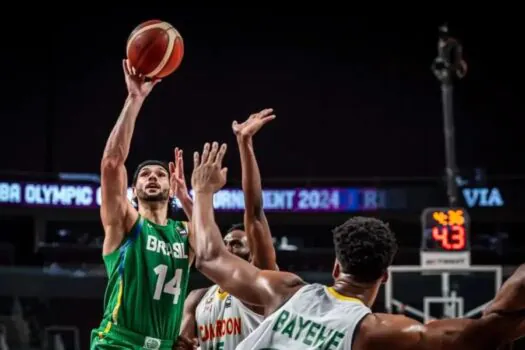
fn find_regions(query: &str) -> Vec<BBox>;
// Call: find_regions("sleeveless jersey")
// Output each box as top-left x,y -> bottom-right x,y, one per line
97,216 -> 191,340
195,284 -> 263,350
236,283 -> 371,350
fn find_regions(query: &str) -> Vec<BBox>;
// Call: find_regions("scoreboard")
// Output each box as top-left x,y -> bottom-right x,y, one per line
420,207 -> 471,269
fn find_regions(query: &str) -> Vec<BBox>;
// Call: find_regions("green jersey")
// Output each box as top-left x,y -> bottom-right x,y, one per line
97,216 -> 191,341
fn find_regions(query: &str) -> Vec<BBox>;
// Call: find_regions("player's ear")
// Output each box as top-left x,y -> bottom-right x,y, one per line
380,271 -> 389,284
131,187 -> 138,207
332,260 -> 341,279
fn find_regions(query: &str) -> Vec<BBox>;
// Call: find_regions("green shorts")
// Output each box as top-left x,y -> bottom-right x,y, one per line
90,322 -> 174,350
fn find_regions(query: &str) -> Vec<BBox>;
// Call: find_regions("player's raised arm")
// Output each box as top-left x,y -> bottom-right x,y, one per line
191,142 -> 304,309
232,109 -> 277,270
169,147 -> 196,266
169,147 -> 193,220
358,263 -> 525,350
100,59 -> 159,254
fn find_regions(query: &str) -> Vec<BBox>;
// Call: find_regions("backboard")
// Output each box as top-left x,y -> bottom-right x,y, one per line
384,265 -> 502,323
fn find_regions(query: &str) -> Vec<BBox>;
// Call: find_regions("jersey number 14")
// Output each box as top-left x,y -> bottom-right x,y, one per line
153,264 -> 182,304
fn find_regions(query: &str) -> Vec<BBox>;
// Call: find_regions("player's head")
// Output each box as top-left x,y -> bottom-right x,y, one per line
132,160 -> 171,206
223,223 -> 250,261
332,216 -> 397,299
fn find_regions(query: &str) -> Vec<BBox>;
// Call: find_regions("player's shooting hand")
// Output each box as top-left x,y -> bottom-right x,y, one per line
172,335 -> 198,350
169,147 -> 190,200
122,59 -> 160,99
192,142 -> 228,194
232,108 -> 276,139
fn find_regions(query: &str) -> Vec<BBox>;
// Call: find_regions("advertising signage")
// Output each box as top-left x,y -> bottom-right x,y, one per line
0,175 -> 521,221
0,181 -> 407,212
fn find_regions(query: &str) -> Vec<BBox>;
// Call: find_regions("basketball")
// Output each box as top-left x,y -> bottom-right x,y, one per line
126,20 -> 184,79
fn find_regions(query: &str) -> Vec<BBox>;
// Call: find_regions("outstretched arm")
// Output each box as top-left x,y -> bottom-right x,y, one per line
359,264 -> 525,350
191,142 -> 303,309
359,312 -> 523,350
233,109 -> 277,270
169,148 -> 195,266
101,60 -> 159,255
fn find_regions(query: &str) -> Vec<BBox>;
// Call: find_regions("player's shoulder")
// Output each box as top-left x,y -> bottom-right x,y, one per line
257,270 -> 307,314
258,269 -> 306,296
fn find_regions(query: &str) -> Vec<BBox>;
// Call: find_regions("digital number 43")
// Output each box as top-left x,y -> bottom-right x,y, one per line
432,226 -> 466,250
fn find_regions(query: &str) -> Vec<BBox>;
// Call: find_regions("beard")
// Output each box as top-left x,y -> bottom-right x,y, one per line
136,188 -> 169,203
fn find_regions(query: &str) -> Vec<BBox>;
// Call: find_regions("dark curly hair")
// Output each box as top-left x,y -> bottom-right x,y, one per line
332,216 -> 398,283
227,223 -> 245,233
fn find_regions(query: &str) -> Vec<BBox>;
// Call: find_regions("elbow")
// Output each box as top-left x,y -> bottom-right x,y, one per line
193,239 -> 224,271
253,201 -> 263,220
194,256 -> 205,271
245,200 -> 263,220
268,252 -> 278,269
194,251 -> 220,271
194,254 -> 217,271
101,154 -> 124,172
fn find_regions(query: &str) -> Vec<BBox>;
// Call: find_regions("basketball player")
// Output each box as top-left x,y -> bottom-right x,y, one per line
189,141 -> 525,350
179,109 -> 278,350
90,60 -> 194,350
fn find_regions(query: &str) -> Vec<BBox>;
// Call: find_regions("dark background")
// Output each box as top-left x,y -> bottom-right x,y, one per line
0,8 -> 524,350
1,10 -> 522,178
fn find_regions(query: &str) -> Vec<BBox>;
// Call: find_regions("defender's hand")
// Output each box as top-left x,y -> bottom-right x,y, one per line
122,59 -> 160,99
169,147 -> 189,200
191,142 -> 228,194
232,108 -> 275,139
172,335 -> 198,350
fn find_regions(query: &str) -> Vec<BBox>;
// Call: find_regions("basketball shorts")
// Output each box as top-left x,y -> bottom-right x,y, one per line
90,322 -> 174,350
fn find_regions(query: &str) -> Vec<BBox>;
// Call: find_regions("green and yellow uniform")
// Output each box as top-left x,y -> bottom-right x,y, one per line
91,216 -> 191,349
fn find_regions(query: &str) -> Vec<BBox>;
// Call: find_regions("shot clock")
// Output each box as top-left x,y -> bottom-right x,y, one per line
421,207 -> 470,252
420,207 -> 471,269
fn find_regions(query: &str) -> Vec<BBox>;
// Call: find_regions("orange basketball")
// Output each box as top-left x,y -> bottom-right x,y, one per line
126,20 -> 184,79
